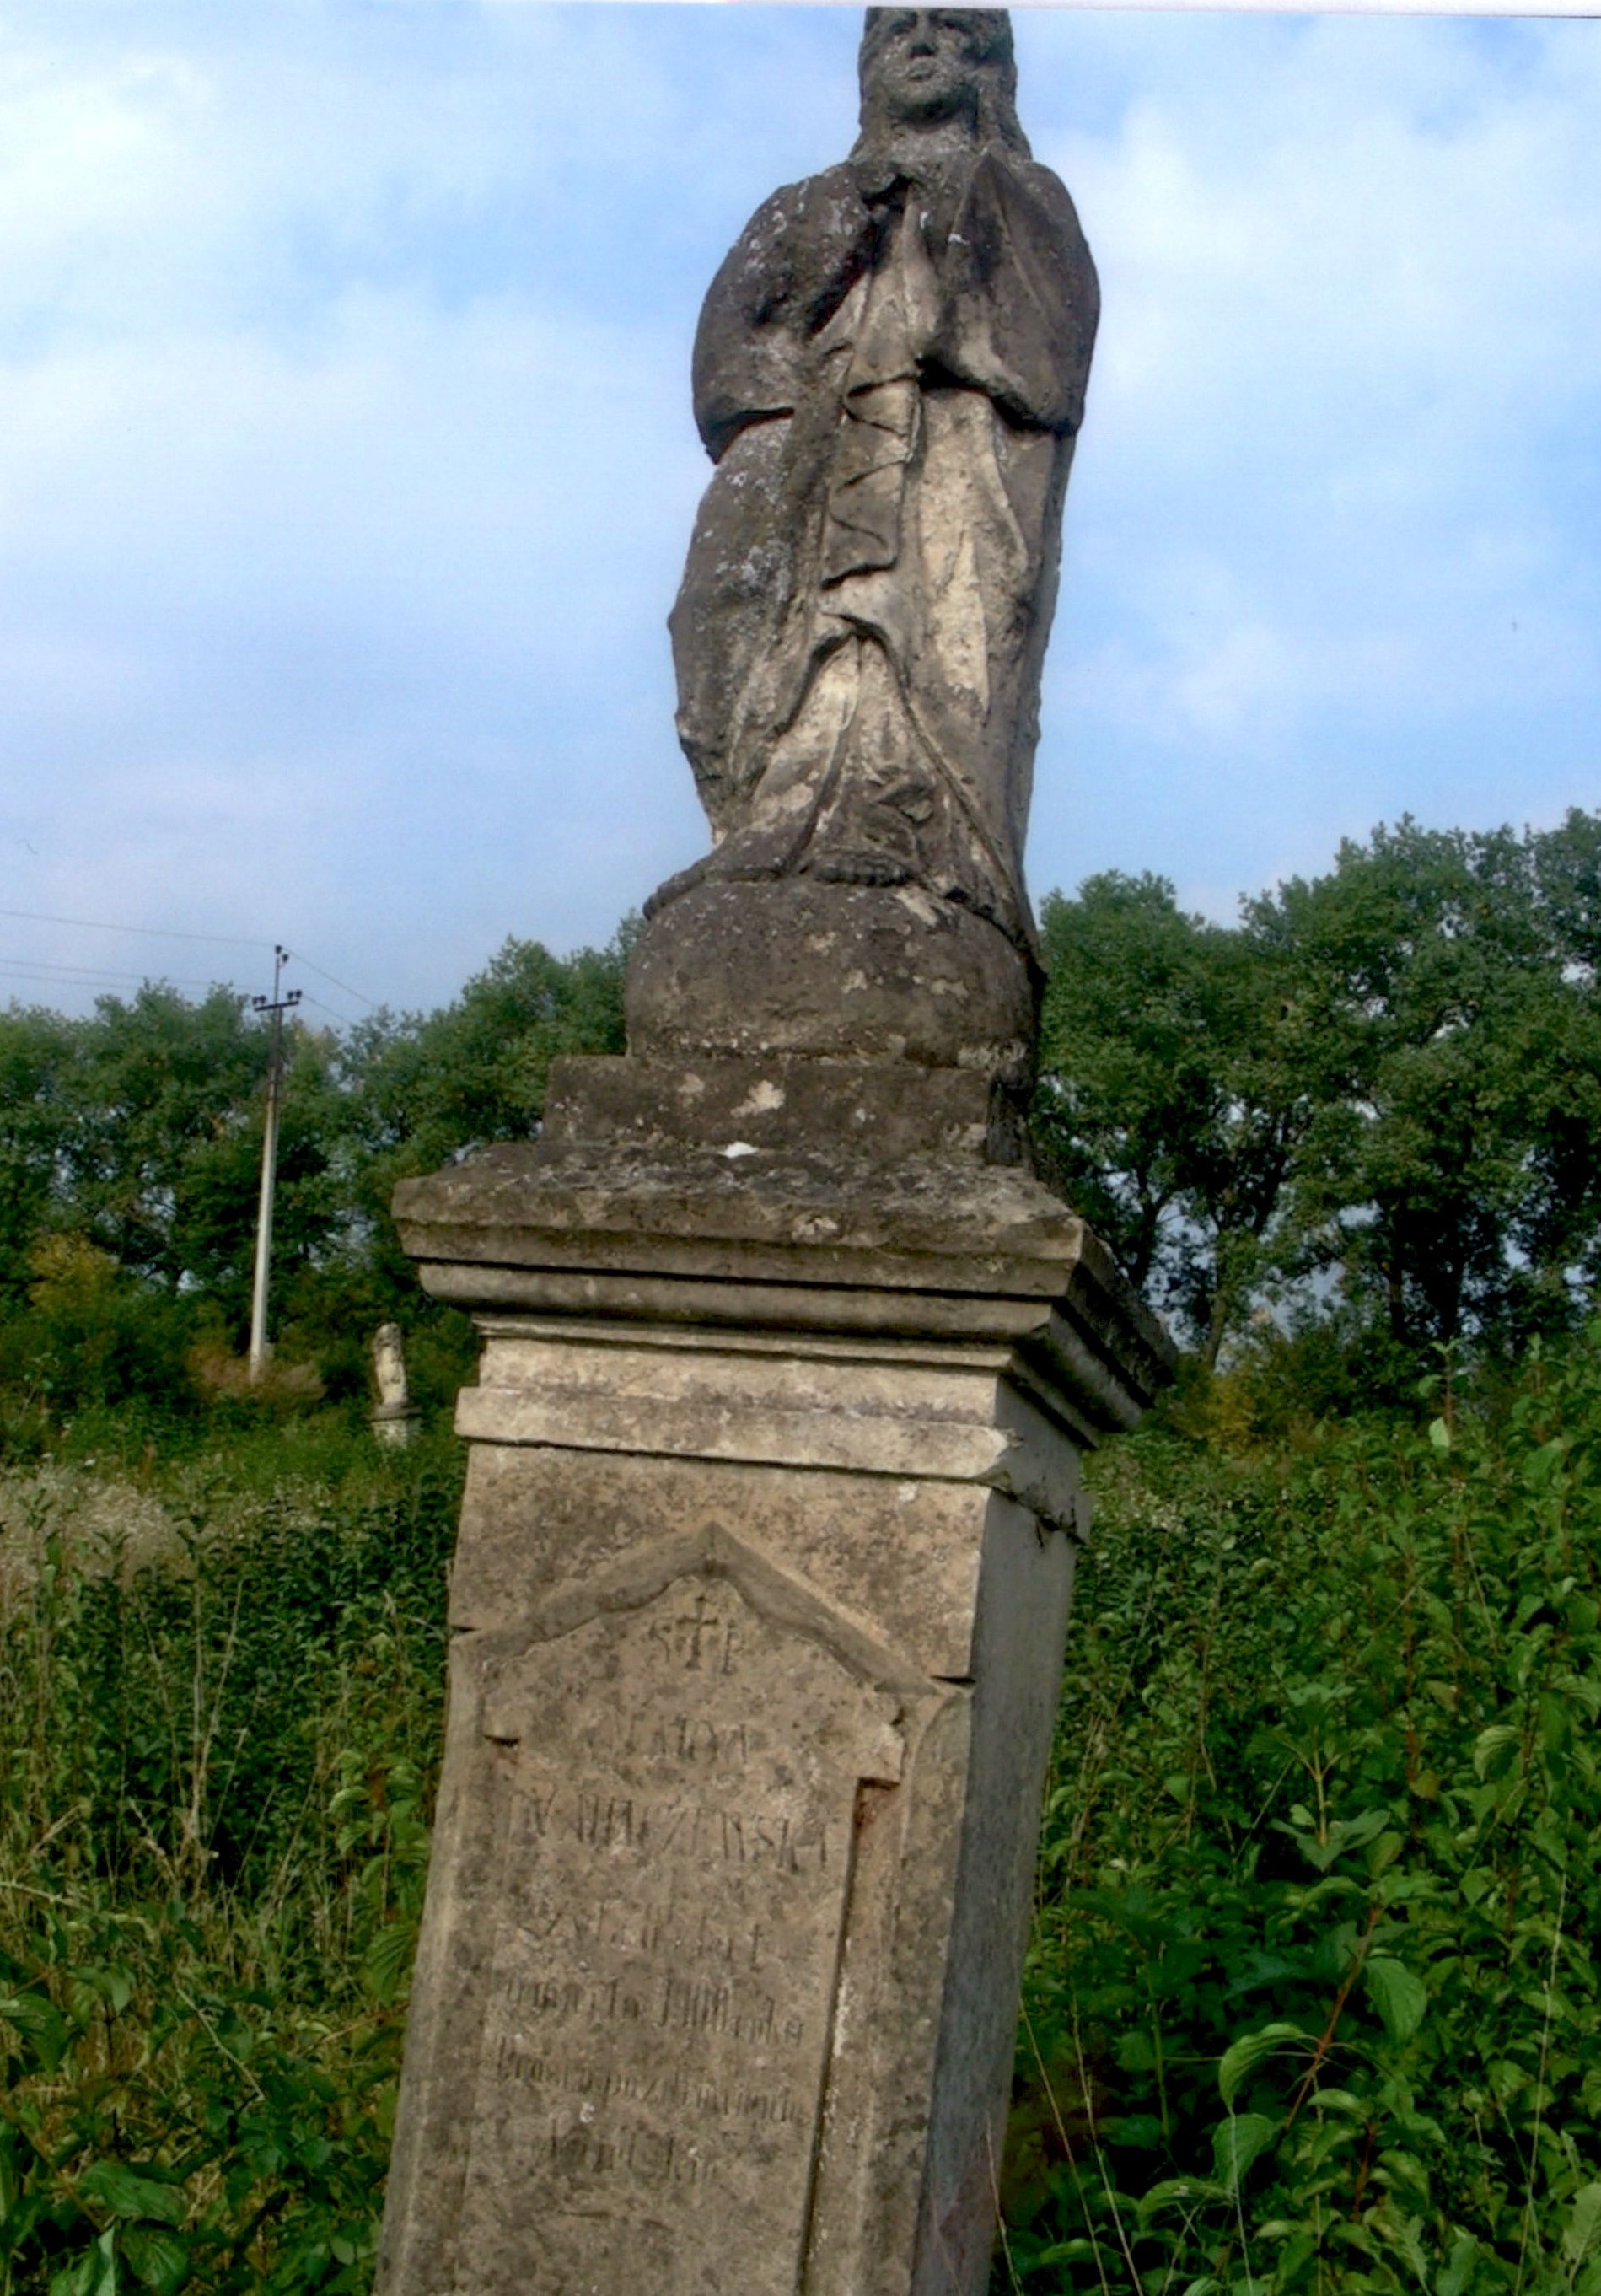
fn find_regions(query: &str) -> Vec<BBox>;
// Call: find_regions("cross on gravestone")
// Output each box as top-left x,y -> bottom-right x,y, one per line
656,1588 -> 739,1675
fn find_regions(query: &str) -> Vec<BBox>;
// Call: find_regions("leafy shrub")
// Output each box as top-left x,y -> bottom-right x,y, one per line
0,1241 -> 202,1431
0,1425 -> 462,2293
8,1324 -> 1601,2294
1000,1333 -> 1601,2293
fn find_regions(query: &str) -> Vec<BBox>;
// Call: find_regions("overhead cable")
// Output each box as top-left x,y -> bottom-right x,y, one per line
0,906 -> 275,950
0,907 -> 377,1013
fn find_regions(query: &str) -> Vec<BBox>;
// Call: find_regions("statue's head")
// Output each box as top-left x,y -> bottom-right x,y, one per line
857,8 -> 1026,153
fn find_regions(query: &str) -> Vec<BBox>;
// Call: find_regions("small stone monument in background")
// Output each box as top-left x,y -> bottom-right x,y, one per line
375,14 -> 1171,2293
370,1322 -> 420,1448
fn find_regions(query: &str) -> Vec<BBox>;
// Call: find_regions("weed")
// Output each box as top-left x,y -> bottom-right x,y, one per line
0,1421 -> 461,2293
1001,1333 -> 1601,2292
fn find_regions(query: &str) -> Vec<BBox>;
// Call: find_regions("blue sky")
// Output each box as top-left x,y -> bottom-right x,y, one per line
1,3 -> 1598,1022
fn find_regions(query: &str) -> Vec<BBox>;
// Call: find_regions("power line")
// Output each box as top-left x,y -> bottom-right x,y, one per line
0,906 -> 379,1014
0,967 -> 363,1035
0,960 -> 364,1026
0,954 -> 250,992
298,991 -> 362,1028
284,950 -> 377,1011
0,906 -> 275,950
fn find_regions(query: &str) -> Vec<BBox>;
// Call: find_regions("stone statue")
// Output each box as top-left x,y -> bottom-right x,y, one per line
371,1322 -> 418,1445
374,1323 -> 410,1410
656,8 -> 1097,976
376,24 -> 1169,2293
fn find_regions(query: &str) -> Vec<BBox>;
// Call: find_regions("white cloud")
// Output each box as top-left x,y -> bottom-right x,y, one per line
0,4 -> 1597,1009
1016,13 -> 1601,912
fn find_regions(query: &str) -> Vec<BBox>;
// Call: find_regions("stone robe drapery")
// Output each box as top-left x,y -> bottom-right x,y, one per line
667,144 -> 1099,958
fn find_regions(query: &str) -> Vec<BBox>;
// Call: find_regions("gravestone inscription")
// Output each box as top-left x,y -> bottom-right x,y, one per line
454,1567 -> 911,2293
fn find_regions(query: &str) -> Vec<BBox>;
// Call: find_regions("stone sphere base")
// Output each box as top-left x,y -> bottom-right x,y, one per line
625,878 -> 1037,1086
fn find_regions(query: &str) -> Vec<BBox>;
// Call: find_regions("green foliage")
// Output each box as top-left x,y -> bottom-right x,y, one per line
298,926 -> 631,1402
6,831 -> 1601,2293
0,1425 -> 462,2293
0,1012 -> 78,1311
1250,817 -> 1601,1355
1034,813 -> 1601,1378
339,928 -> 633,1183
6,815 -> 1599,1427
0,928 -> 633,2296
1034,874 -> 1312,1365
998,1330 -> 1601,2293
13,1339 -> 1596,2295
0,1240 -> 198,1424
0,928 -> 630,1438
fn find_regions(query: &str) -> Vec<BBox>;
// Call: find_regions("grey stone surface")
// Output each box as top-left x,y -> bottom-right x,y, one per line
633,4 -> 1098,1079
393,1138 -> 1174,1434
374,1324 -> 410,1409
375,1143 -> 1171,2296
626,880 -> 1039,1093
373,17 -> 1148,2293
543,1050 -> 1029,1168
371,1321 -> 420,1446
455,1554 -> 911,2296
374,1289 -> 1082,2296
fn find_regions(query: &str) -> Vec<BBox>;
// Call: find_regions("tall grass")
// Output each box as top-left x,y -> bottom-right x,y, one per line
1000,1338 -> 1601,2293
0,1421 -> 461,2294
4,1338 -> 1599,2294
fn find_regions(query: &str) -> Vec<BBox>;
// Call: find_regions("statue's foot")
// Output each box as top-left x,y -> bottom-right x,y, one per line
647,837 -> 918,919
642,858 -> 712,920
643,850 -> 790,919
806,850 -> 916,888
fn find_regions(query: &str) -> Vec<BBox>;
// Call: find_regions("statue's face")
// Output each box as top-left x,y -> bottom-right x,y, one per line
866,10 -> 988,128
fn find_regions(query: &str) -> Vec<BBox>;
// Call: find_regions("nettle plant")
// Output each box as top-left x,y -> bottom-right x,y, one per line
1001,1336 -> 1601,2296
0,1433 -> 460,2295
3,1331 -> 1600,2293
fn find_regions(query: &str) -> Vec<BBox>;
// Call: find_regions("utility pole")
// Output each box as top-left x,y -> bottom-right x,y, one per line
248,946 -> 301,1384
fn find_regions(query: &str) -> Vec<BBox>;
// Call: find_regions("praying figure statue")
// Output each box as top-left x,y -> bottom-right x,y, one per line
658,7 -> 1098,965
373,1322 -> 410,1411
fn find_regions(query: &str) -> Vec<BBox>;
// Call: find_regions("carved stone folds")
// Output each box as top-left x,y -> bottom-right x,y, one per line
373,1105 -> 1170,2296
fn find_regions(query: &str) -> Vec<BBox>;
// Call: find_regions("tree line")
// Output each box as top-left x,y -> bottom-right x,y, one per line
2,810 -> 1597,1434
0,935 -> 631,1428
1035,810 -> 1601,1396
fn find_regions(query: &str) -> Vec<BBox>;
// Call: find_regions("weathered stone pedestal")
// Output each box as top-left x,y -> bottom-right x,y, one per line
374,1056 -> 1170,2296
371,1399 -> 422,1449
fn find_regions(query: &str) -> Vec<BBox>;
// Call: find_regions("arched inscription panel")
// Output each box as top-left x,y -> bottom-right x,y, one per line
454,1567 -> 907,2296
